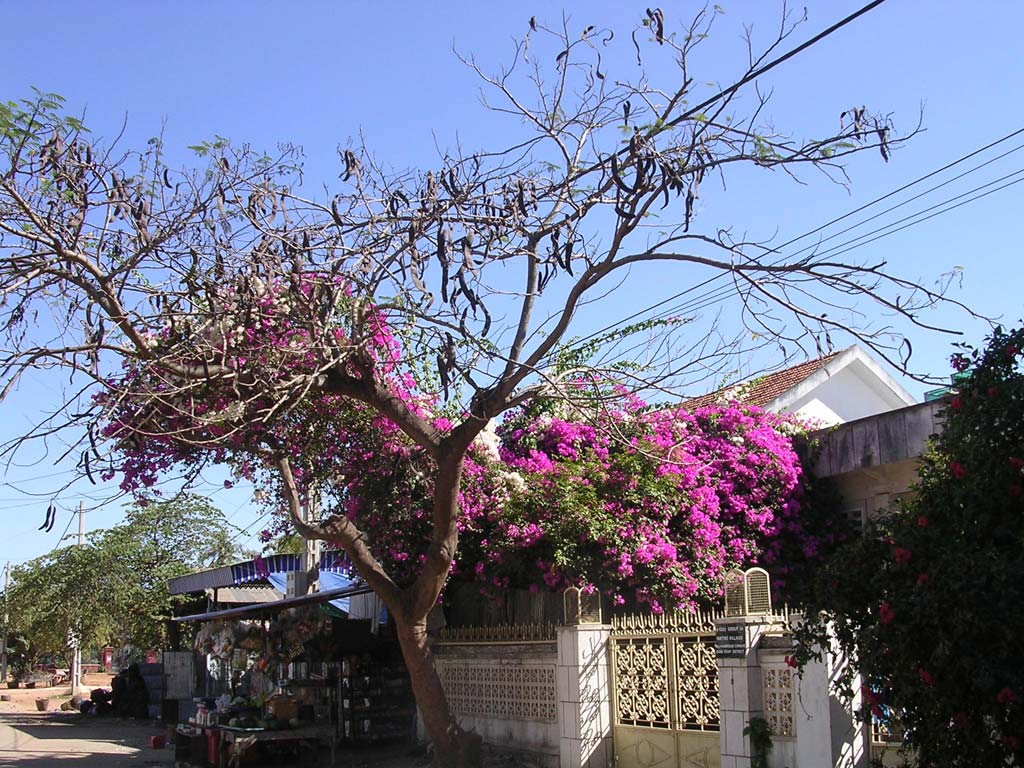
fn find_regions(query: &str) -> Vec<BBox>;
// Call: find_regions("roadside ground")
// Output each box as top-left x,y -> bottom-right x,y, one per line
0,710 -> 173,767
1,672 -> 115,715
1,673 -> 172,766
1,675 -> 525,766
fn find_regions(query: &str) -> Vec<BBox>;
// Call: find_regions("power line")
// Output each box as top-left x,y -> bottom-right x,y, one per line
574,156 -> 1024,376
821,173 -> 1024,261
227,510 -> 273,546
768,128 -> 1024,255
568,126 -> 1024,352
49,508 -> 77,552
650,164 -> 1024,323
582,0 -> 895,181
224,495 -> 256,523
670,0 -> 892,130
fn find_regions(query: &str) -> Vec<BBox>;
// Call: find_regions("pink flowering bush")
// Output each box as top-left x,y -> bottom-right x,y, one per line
96,274 -> 418,491
456,396 -> 839,611
258,391 -> 839,612
97,278 -> 840,612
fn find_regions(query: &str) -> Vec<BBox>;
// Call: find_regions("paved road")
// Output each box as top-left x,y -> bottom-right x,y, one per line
0,711 -> 173,767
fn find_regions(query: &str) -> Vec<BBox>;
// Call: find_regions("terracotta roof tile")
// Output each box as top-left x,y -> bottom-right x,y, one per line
683,348 -> 849,411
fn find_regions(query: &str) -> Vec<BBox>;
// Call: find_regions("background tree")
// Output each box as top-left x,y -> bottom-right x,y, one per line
793,326 -> 1024,768
92,495 -> 236,650
3,496 -> 235,665
0,9 -> 976,763
4,545 -> 101,672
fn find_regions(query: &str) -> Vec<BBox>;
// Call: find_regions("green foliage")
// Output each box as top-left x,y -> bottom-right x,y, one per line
743,716 -> 773,768
552,316 -> 690,380
262,531 -> 303,555
794,326 -> 1024,767
4,496 -> 236,659
5,635 -> 35,681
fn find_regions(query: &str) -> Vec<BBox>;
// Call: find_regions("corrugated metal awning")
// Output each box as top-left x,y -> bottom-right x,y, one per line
168,565 -> 235,596
172,583 -> 373,622
169,550 -> 353,595
205,585 -> 281,604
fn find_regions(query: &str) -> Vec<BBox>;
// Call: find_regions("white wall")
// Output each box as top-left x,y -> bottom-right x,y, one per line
782,361 -> 909,426
830,458 -> 920,528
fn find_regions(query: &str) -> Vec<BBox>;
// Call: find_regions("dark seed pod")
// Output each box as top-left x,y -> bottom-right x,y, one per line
481,305 -> 492,337
611,155 -> 634,194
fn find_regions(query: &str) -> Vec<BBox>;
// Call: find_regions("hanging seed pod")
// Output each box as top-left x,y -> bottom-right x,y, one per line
462,230 -> 476,274
611,154 -> 634,194
331,197 -> 345,227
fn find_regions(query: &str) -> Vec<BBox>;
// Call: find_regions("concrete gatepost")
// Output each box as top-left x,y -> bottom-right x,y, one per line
556,624 -> 613,768
715,616 -> 772,768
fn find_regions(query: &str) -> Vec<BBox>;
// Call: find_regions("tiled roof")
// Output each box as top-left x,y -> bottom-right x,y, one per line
683,348 -> 849,410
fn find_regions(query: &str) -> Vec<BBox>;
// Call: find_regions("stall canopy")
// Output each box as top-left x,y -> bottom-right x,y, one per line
230,554 -> 302,585
171,582 -> 373,622
169,549 -> 357,596
265,569 -> 358,613
169,550 -> 387,625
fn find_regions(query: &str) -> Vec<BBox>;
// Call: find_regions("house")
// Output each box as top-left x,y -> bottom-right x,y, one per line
685,345 -> 917,427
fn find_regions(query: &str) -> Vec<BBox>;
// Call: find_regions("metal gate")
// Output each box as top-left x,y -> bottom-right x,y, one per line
610,608 -> 723,768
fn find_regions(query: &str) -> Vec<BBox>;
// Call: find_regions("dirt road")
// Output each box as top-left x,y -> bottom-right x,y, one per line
0,710 -> 172,767
0,680 -> 515,766
0,679 -> 172,767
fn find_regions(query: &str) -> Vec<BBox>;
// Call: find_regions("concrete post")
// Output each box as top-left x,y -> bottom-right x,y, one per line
556,624 -> 613,768
715,616 -> 770,768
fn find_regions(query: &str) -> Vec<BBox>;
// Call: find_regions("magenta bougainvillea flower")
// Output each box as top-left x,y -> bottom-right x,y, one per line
95,279 -> 837,612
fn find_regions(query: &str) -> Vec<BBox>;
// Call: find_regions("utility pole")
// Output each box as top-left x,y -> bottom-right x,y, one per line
1,560 -> 9,684
71,502 -> 84,696
302,490 -> 321,587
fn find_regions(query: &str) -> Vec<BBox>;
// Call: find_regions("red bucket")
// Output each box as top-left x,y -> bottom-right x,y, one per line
149,734 -> 166,749
206,728 -> 221,764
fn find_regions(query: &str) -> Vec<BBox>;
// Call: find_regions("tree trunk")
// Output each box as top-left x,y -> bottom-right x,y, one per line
394,617 -> 481,768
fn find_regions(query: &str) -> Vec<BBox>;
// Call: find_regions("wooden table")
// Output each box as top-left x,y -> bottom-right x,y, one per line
217,725 -> 336,767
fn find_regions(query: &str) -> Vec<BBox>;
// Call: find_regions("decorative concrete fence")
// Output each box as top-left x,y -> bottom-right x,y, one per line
432,623 -> 561,766
431,584 -> 893,768
716,612 -> 878,768
432,616 -> 613,768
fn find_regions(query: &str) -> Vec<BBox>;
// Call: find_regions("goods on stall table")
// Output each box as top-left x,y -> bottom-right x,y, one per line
339,653 -> 414,743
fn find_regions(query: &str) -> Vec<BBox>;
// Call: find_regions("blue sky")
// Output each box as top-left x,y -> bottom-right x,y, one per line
1,1 -> 1022,567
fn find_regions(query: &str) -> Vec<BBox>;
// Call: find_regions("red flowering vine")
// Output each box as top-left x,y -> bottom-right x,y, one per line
892,547 -> 912,565
879,601 -> 895,624
795,326 -> 1024,767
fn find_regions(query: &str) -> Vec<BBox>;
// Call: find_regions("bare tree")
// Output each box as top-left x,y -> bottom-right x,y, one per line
0,10 -> 975,765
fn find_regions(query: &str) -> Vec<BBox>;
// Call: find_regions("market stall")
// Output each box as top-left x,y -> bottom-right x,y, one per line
171,580 -> 416,765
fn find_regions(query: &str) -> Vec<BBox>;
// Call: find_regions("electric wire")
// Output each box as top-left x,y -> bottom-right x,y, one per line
653,165 -> 1024,324
778,146 -> 1024,261
44,504 -> 78,555
823,173 -> 1024,261
227,510 -> 273,546
667,165 -> 1024,319
567,127 -> 1024,354
669,0 -> 892,130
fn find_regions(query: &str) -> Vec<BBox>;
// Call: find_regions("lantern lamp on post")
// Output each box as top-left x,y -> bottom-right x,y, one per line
723,567 -> 773,617
563,586 -> 602,625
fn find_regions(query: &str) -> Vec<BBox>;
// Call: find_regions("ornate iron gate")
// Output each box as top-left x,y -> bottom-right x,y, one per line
611,608 -> 723,768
